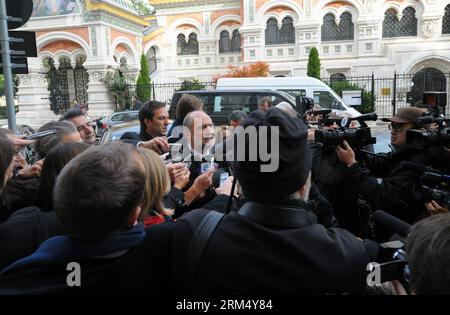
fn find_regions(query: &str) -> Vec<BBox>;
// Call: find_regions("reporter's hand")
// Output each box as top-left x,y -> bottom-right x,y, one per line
7,134 -> 34,150
214,176 -> 239,198
425,200 -> 449,215
192,170 -> 213,193
174,168 -> 190,190
335,140 -> 357,166
183,170 -> 213,205
167,162 -> 187,181
18,159 -> 44,178
139,137 -> 169,154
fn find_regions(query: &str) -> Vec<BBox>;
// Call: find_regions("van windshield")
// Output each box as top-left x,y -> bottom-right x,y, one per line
313,91 -> 343,110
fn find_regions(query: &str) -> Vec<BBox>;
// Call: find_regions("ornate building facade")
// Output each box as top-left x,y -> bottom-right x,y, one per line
150,0 -> 450,81
16,0 -> 450,126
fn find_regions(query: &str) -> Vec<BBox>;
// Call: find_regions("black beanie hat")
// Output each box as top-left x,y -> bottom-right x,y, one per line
232,108 -> 312,202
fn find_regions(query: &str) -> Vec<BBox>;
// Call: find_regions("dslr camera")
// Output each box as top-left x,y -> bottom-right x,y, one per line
406,115 -> 450,150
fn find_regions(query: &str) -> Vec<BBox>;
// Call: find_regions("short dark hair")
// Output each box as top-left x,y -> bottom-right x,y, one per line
139,101 -> 166,140
406,213 -> 450,294
0,137 -> 15,191
176,94 -> 203,120
34,121 -> 78,159
228,110 -> 247,125
54,142 -> 146,240
35,142 -> 90,211
59,108 -> 85,121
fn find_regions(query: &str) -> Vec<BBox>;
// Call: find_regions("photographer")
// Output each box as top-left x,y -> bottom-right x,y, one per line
335,107 -> 433,224
310,116 -> 362,234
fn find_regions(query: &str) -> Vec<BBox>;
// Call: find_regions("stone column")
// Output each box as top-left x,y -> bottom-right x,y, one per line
16,58 -> 58,129
84,64 -> 116,119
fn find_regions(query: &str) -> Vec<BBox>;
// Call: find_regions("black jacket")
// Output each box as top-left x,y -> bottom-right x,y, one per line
120,130 -> 149,147
167,198 -> 370,294
0,207 -> 64,271
347,147 -> 433,223
311,143 -> 361,233
0,223 -> 172,295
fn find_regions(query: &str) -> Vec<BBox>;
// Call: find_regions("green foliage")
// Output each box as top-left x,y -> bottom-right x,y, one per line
0,105 -> 19,119
329,80 -> 375,114
104,71 -> 131,110
136,54 -> 151,102
131,0 -> 155,16
307,47 -> 321,79
0,75 -> 4,97
177,79 -> 206,91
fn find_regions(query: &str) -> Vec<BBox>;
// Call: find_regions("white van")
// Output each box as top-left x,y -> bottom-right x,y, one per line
216,77 -> 361,117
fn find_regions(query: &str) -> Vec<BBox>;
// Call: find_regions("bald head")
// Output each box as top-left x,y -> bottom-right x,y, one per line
183,111 -> 215,150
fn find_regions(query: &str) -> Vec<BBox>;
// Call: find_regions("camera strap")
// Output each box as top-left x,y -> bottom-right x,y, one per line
237,201 -> 317,228
185,210 -> 225,294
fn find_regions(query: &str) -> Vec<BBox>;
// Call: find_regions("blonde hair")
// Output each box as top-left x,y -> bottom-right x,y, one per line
137,148 -> 173,218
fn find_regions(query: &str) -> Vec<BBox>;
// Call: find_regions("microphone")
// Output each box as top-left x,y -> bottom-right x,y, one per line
372,210 -> 411,237
354,112 -> 378,122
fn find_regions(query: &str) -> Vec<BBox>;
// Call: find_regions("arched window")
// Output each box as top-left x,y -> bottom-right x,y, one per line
177,34 -> 186,55
147,47 -> 157,74
383,7 -> 417,38
321,13 -> 337,41
280,17 -> 295,43
399,7 -> 417,37
321,12 -> 354,41
338,12 -> 354,40
231,30 -> 241,52
442,5 -> 450,34
265,18 -> 279,45
330,73 -> 347,83
185,33 -> 199,55
178,33 -> 199,55
265,17 -> 296,45
219,31 -> 231,53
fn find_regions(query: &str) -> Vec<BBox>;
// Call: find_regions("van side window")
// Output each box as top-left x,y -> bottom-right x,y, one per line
313,91 -> 339,109
256,94 -> 286,107
213,95 -> 256,115
280,90 -> 306,98
189,94 -> 210,112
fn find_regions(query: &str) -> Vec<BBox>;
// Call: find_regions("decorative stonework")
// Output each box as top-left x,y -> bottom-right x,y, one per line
422,18 -> 440,38
90,27 -> 98,56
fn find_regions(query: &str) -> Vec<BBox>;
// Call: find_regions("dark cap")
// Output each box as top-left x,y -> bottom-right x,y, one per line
232,108 -> 311,202
381,107 -> 429,127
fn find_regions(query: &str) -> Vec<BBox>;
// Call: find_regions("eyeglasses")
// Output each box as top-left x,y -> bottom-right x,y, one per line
388,123 -> 408,132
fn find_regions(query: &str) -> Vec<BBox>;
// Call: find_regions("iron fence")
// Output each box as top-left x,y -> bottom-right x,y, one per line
118,73 -> 449,117
323,72 -> 450,118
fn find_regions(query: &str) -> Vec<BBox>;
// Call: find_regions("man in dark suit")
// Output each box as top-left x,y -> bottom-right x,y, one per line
121,100 -> 170,154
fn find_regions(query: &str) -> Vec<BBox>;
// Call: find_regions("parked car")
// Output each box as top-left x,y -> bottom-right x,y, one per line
103,110 -> 139,127
98,121 -> 140,144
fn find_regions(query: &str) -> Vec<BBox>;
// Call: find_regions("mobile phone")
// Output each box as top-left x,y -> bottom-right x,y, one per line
25,129 -> 58,140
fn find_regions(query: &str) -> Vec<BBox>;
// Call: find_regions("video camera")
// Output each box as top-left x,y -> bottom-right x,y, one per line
406,115 -> 450,150
370,211 -> 411,288
314,113 -> 378,148
401,162 -> 450,209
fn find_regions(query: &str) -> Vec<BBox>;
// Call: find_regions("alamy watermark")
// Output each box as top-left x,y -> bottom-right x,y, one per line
170,120 -> 281,172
